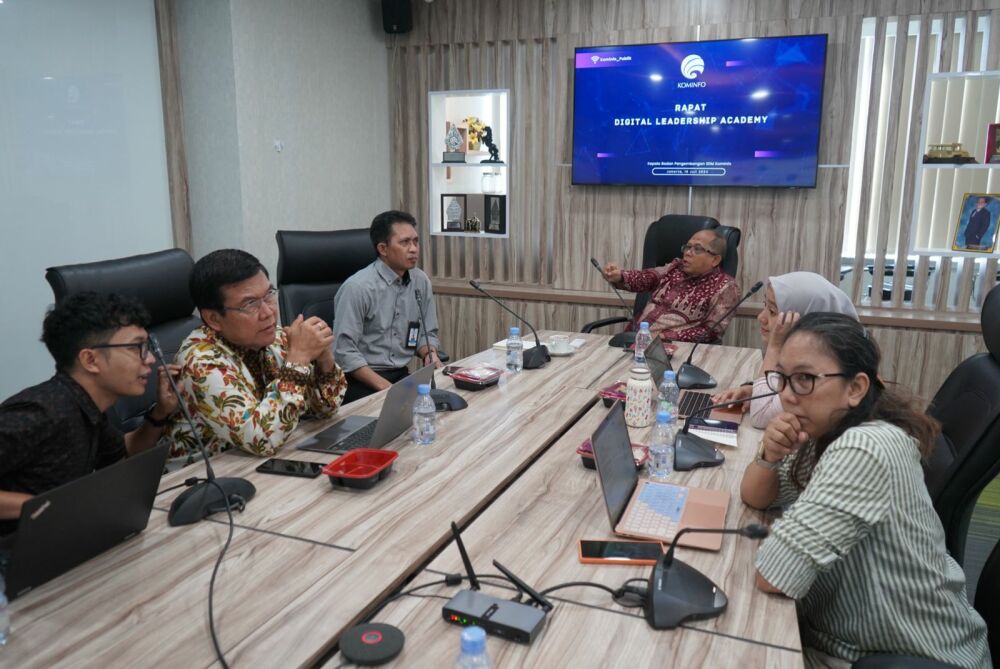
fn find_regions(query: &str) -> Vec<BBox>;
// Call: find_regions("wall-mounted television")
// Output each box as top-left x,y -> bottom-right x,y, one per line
572,34 -> 828,188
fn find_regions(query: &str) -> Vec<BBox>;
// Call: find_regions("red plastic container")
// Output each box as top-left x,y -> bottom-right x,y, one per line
322,449 -> 398,489
450,365 -> 503,391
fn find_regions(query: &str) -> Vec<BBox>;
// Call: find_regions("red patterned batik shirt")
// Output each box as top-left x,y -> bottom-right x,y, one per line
621,259 -> 740,343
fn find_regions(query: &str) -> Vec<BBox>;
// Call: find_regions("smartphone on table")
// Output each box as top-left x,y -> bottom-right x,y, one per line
255,458 -> 324,478
578,539 -> 664,565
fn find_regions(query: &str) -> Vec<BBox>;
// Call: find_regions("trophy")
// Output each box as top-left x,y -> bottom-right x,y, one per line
443,126 -> 466,163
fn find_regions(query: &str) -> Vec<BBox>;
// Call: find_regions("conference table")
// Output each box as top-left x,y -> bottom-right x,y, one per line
7,332 -> 801,668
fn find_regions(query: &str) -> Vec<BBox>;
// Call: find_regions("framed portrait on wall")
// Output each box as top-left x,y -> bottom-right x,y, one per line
987,124 -> 1000,163
441,194 -> 466,232
484,194 -> 506,235
951,192 -> 999,253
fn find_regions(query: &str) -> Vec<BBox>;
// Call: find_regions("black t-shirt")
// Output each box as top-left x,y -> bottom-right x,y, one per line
0,373 -> 126,535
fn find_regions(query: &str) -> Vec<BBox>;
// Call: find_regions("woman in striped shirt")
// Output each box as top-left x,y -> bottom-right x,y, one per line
741,313 -> 990,668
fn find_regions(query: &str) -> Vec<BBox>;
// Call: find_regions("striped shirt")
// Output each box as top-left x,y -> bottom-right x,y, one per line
756,421 -> 991,667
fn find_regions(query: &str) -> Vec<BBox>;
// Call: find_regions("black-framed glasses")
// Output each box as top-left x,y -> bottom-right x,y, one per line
223,287 -> 279,315
90,339 -> 152,360
764,370 -> 849,396
680,243 -> 720,256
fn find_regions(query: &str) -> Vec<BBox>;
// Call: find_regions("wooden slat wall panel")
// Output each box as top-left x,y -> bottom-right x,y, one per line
851,16 -> 890,302
892,15 -> 933,306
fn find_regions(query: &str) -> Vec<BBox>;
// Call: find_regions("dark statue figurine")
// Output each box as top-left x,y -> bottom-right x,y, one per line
480,126 -> 503,164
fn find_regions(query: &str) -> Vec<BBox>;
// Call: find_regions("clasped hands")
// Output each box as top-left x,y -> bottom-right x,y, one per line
286,314 -> 335,371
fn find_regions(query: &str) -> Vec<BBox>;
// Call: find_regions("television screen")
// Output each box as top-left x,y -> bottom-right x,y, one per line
572,34 -> 828,188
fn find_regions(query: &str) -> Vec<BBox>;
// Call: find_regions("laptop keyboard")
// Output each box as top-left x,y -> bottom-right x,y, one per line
620,483 -> 688,538
678,391 -> 713,417
335,421 -> 378,451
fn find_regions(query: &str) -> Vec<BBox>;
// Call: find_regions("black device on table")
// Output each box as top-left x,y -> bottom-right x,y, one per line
296,364 -> 435,454
255,458 -> 323,478
672,390 -> 777,470
677,280 -> 763,389
2,442 -> 169,600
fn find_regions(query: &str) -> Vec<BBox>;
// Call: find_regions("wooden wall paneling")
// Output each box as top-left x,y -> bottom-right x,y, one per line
851,15 -> 890,303
871,324 -> 984,400
892,15 -> 932,307
913,254 -> 932,307
957,257 -> 978,309
154,0 -> 192,252
870,15 -> 912,309
690,169 -> 849,289
934,256 -> 955,309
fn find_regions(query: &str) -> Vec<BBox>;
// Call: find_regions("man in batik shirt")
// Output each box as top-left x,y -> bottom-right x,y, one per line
164,250 -> 347,467
601,228 -> 740,343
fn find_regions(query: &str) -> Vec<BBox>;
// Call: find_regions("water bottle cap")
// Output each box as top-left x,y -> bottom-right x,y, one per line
460,626 -> 487,654
417,384 -> 431,395
639,321 -> 650,330
509,326 -> 521,336
656,410 -> 670,423
664,370 -> 675,381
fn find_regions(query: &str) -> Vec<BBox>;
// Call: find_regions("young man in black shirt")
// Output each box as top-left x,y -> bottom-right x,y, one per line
0,292 -> 180,534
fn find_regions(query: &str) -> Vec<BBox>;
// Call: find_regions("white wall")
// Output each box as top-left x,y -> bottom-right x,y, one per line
0,0 -> 173,399
178,0 -> 392,275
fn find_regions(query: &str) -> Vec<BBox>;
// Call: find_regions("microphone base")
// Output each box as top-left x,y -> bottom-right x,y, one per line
430,388 -> 468,412
523,345 -> 550,370
168,477 -> 256,526
674,431 -> 725,471
677,362 -> 717,390
608,331 -> 636,349
644,557 -> 728,629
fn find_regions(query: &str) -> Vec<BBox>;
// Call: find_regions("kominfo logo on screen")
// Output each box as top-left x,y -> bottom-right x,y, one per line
571,34 -> 828,188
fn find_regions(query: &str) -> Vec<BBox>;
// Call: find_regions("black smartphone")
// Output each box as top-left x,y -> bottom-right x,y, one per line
578,539 -> 664,565
255,458 -> 324,478
442,365 -> 461,376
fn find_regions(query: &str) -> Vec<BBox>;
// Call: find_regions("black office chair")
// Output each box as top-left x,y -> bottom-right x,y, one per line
275,229 -> 449,362
582,214 -> 741,335
923,283 -> 1000,565
45,249 -> 201,433
851,535 -> 1000,668
275,229 -> 375,327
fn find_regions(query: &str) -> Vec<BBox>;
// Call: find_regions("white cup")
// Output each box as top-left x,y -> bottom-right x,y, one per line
549,335 -> 571,354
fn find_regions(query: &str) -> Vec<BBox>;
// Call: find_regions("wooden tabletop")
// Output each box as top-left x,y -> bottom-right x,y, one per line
337,397 -> 801,668
8,333 -> 791,667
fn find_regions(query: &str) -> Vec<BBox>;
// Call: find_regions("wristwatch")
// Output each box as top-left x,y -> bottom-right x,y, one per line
754,444 -> 781,471
144,406 -> 170,427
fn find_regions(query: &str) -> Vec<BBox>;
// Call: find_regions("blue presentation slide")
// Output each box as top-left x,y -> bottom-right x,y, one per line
572,35 -> 828,188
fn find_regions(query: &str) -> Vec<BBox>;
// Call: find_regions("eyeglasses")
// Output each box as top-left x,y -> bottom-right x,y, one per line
91,338 -> 152,360
764,370 -> 849,396
223,288 -> 279,315
680,243 -> 720,256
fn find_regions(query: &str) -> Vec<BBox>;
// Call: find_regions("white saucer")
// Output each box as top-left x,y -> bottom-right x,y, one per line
548,346 -> 575,357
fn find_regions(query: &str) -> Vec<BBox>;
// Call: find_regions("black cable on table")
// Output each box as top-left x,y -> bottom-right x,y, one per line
207,480 -> 237,669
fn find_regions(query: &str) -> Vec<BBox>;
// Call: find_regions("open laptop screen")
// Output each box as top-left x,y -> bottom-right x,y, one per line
591,402 -> 640,528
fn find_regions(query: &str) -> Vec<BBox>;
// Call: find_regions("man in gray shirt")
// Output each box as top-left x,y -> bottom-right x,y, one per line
333,210 -> 443,404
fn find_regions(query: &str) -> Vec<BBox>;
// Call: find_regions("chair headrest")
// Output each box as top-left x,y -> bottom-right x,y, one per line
984,283 -> 1000,361
276,229 -> 375,285
45,249 -> 195,325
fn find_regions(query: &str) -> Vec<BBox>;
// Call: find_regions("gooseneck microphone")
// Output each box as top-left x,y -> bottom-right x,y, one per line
673,390 -> 778,471
415,289 -> 467,412
590,258 -> 637,349
469,280 -> 550,369
645,523 -> 769,630
677,280 -> 764,390
148,334 -> 257,526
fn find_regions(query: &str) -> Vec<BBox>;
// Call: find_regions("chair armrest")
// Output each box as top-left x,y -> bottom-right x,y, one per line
581,316 -> 629,334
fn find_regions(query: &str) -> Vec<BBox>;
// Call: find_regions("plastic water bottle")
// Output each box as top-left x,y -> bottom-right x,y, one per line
633,321 -> 652,367
647,410 -> 676,482
0,573 -> 10,646
506,326 -> 523,374
412,383 -> 437,445
657,370 -> 680,413
455,626 -> 492,669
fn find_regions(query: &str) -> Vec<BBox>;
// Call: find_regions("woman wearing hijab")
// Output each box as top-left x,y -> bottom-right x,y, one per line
713,272 -> 858,428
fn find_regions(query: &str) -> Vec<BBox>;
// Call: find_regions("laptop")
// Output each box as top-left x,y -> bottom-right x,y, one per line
296,364 -> 435,454
2,442 -> 169,600
645,336 -> 737,420
591,402 -> 729,550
